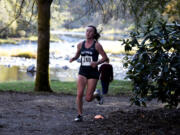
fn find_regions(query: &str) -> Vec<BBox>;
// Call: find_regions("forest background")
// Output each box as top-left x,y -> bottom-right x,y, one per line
0,0 -> 179,38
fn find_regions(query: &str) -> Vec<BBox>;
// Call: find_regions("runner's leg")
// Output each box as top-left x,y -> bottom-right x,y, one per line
85,79 -> 98,102
77,75 -> 87,115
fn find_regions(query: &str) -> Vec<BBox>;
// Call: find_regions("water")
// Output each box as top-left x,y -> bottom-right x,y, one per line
0,31 -> 128,82
0,65 -> 78,82
0,65 -> 34,82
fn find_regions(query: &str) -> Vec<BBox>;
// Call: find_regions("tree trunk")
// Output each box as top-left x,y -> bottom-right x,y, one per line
35,0 -> 53,92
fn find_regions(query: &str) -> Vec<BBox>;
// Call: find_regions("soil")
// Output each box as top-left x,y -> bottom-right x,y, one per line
0,91 -> 179,135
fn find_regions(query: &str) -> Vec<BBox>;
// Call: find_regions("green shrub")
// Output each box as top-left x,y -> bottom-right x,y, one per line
122,21 -> 180,108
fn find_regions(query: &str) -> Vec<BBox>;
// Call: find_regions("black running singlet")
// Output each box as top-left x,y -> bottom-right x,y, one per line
80,40 -> 99,67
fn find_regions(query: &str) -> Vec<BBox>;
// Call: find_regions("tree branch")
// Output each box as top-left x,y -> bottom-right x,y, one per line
28,0 -> 37,24
0,0 -> 25,34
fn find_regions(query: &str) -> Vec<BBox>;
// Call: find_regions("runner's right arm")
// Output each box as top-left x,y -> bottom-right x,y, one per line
69,42 -> 82,63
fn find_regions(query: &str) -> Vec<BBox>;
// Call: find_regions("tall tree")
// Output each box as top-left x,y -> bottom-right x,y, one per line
34,0 -> 53,92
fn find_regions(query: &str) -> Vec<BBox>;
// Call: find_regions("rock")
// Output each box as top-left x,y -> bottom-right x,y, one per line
62,66 -> 69,70
27,65 -> 36,72
64,56 -> 70,60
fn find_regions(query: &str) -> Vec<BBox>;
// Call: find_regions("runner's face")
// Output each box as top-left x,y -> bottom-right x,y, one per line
86,27 -> 95,39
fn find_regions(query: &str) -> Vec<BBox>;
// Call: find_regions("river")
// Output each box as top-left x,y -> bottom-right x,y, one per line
0,31 -> 128,82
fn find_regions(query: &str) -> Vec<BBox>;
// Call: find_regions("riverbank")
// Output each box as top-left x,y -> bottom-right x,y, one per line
0,35 -> 61,45
0,31 -> 134,82
0,30 -> 135,59
0,37 -> 134,58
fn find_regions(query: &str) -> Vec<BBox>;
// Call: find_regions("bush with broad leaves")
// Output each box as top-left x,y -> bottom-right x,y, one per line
122,21 -> 180,108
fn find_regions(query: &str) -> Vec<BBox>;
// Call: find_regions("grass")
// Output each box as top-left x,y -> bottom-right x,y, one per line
0,80 -> 132,95
0,81 -> 34,92
105,80 -> 132,95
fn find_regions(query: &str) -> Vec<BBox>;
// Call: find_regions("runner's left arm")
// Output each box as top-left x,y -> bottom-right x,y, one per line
91,42 -> 108,68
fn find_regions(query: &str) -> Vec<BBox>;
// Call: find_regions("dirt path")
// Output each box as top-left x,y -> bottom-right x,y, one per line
0,92 -> 178,135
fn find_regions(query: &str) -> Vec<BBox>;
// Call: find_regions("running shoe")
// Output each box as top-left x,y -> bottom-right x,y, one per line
74,115 -> 83,122
94,89 -> 103,105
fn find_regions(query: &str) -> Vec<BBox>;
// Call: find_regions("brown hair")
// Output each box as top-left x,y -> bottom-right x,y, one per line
88,25 -> 101,41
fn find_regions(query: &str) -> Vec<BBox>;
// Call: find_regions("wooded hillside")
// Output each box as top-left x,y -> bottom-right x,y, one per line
0,0 -> 179,38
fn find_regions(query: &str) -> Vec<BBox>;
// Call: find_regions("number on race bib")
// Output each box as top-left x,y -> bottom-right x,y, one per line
82,56 -> 93,66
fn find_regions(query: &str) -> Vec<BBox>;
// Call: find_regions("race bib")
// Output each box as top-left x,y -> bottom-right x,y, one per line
81,56 -> 93,66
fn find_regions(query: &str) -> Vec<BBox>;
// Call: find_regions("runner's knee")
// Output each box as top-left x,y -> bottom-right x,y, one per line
85,96 -> 93,102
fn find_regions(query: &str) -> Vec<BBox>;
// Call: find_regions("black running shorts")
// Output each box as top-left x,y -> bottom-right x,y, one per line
78,66 -> 99,79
